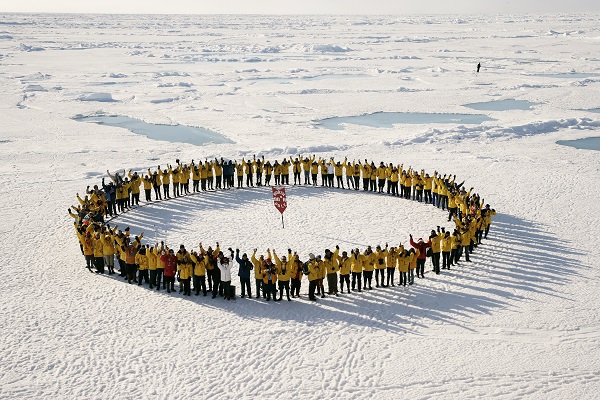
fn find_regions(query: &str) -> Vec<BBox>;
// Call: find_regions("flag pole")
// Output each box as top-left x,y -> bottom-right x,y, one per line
281,214 -> 284,229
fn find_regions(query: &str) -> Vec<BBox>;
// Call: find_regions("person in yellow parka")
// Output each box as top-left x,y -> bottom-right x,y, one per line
92,230 -> 105,274
251,249 -> 265,299
374,245 -> 387,287
147,244 -> 158,289
310,160 -> 319,186
190,250 -> 207,296
136,246 -> 150,285
338,250 -> 352,293
158,165 -> 171,198
306,253 -> 320,301
289,252 -> 304,298
441,230 -> 454,270
273,250 -> 292,301
316,255 -> 326,298
177,252 -> 193,296
128,170 -> 142,206
362,246 -> 376,290
397,249 -> 410,287
350,249 -> 364,292
323,247 -> 340,296
100,225 -> 117,275
385,244 -> 398,287
301,154 -> 315,185
483,204 -> 497,239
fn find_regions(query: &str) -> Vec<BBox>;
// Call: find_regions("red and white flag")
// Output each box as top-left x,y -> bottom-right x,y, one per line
272,187 -> 287,214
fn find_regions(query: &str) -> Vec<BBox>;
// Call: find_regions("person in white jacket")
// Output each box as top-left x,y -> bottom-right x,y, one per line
218,251 -> 233,300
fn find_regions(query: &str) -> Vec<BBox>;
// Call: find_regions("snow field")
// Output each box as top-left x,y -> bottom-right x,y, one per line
0,12 -> 599,400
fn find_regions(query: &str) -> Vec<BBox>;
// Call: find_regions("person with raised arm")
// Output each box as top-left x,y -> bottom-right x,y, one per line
292,157 -> 302,185
158,165 -> 171,199
281,158 -> 291,185
262,250 -> 278,301
263,160 -> 273,186
306,253 -> 320,301
136,246 -> 149,285
323,246 -> 340,296
218,250 -> 233,300
362,246 -> 375,289
190,250 -> 207,296
410,234 -> 430,278
251,249 -> 265,299
235,248 -> 253,299
301,154 -> 315,185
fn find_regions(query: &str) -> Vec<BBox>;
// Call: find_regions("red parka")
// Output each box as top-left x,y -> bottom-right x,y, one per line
410,237 -> 431,260
161,253 -> 178,277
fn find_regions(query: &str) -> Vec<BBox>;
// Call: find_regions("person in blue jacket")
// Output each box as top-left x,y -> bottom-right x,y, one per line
235,248 -> 253,298
102,178 -> 117,216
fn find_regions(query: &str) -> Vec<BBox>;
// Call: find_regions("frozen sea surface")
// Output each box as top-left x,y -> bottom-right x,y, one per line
463,99 -> 539,111
1,11 -> 600,400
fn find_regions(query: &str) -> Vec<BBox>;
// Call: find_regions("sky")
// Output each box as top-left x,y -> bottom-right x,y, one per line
1,0 -> 599,15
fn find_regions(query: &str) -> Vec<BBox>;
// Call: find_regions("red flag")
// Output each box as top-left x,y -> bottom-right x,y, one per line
272,187 -> 287,214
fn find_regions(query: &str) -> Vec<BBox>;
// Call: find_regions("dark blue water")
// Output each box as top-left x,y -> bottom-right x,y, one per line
315,112 -> 494,130
74,115 -> 233,146
557,137 -> 600,151
464,99 -> 539,111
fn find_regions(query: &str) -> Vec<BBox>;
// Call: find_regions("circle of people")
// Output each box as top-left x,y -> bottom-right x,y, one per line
70,155 -> 496,302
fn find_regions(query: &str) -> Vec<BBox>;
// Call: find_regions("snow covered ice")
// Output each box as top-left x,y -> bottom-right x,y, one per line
1,12 -> 600,399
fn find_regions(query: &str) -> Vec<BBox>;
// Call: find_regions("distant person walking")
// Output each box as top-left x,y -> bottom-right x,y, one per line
476,62 -> 481,73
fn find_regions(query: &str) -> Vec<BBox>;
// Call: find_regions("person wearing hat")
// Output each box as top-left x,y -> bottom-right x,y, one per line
251,249 -> 265,299
408,248 -> 418,284
147,243 -> 158,288
235,248 -> 253,298
409,234 -> 430,278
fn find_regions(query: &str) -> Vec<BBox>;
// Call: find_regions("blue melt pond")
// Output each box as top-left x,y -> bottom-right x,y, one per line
557,137 -> 600,151
74,115 -> 233,146
315,112 -> 494,130
464,99 -> 539,111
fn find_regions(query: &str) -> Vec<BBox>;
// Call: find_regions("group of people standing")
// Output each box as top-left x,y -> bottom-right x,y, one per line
70,155 -> 496,302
